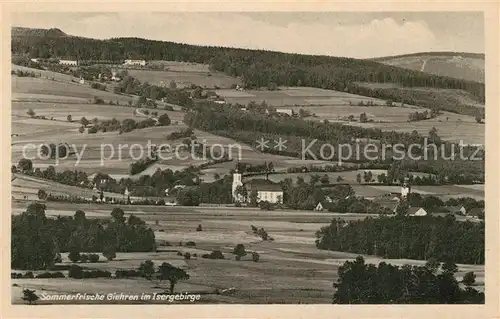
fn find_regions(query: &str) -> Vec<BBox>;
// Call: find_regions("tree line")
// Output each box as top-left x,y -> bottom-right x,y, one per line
315,215 -> 484,264
12,203 -> 156,270
11,31 -> 484,116
333,256 -> 484,303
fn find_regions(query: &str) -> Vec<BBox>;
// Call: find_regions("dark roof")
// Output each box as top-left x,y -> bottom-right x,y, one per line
467,208 -> 484,217
444,205 -> 466,212
244,179 -> 283,192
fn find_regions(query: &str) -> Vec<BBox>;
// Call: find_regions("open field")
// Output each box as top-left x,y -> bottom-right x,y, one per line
123,67 -> 240,89
12,76 -> 135,105
11,201 -> 485,304
373,53 -> 485,83
217,87 -> 397,107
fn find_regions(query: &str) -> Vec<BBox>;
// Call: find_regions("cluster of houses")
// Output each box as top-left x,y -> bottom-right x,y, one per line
313,182 -> 484,219
29,58 -> 147,67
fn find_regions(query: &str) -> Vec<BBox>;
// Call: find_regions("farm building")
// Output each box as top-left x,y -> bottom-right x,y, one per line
59,59 -> 78,66
124,59 -> 146,66
408,207 -> 428,217
30,58 -> 39,63
276,108 -> 294,116
232,171 -> 283,204
315,201 -> 335,211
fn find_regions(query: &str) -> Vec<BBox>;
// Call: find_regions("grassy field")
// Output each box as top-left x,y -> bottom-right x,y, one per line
11,201 -> 485,304
373,53 -> 485,83
122,67 -> 240,89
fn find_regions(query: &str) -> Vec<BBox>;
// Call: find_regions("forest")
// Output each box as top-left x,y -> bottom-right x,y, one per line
315,216 -> 484,264
11,28 -> 484,116
333,256 -> 484,304
11,203 -> 156,270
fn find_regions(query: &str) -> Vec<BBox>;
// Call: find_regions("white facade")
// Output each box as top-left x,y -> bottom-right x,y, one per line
401,184 -> 410,198
124,59 -> 146,66
232,171 -> 243,202
256,190 -> 283,204
59,60 -> 78,66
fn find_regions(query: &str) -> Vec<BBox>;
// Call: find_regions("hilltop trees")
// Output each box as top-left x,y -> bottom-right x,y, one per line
11,205 -> 155,269
332,256 -> 484,304
315,216 -> 484,264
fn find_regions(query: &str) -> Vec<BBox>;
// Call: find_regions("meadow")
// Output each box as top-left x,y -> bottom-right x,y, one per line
123,67 -> 240,89
11,201 -> 485,304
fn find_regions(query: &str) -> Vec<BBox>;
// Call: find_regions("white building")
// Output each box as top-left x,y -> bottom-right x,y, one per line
276,108 -> 294,116
30,58 -> 39,63
401,179 -> 411,198
59,59 -> 78,66
408,207 -> 427,217
124,59 -> 146,66
232,171 -> 283,204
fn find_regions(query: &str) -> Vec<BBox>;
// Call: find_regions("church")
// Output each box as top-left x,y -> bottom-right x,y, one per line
232,170 -> 283,204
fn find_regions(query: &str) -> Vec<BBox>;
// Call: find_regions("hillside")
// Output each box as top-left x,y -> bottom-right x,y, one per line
11,27 -> 485,117
372,52 -> 485,83
12,27 -> 67,38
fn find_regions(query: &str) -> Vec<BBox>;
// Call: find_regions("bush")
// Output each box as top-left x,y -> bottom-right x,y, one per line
185,241 -> 196,247
88,254 -> 100,263
35,271 -> 65,279
68,265 -> 84,279
115,269 -> 140,278
184,252 -> 191,260
233,244 -> 247,260
24,272 -> 34,278
192,253 -> 197,258
196,224 -> 203,232
252,252 -> 260,262
79,254 -> 89,263
68,251 -> 81,263
177,251 -> 183,256
202,250 -> 225,260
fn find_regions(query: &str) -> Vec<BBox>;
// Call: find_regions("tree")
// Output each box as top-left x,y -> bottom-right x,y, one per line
196,224 -> 203,231
157,262 -> 189,293
78,126 -> 85,133
336,176 -> 344,182
475,116 -> 483,124
213,172 -> 221,180
462,271 -> 476,286
81,117 -> 90,127
320,174 -> 330,184
11,165 -> 17,173
103,246 -> 116,261
22,289 -> 39,305
27,108 -> 36,118
252,251 -> 260,262
169,80 -> 177,90
68,250 -> 81,263
18,159 -> 33,173
359,112 -> 368,123
37,189 -> 47,200
425,258 -> 440,274
158,113 -> 171,126
356,173 -> 362,184
233,244 -> 247,261
67,114 -> 72,122
139,260 -> 155,280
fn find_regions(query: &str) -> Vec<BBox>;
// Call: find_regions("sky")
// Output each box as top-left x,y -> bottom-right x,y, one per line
11,12 -> 484,58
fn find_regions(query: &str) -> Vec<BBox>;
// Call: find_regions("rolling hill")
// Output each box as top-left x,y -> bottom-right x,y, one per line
372,52 -> 485,83
11,27 -> 485,117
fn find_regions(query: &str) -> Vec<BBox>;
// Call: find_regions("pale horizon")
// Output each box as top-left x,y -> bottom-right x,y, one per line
12,12 -> 484,59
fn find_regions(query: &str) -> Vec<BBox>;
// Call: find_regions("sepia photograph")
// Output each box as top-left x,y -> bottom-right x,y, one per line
3,5 -> 498,315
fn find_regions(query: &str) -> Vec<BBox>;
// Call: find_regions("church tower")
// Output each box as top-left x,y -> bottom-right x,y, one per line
232,169 -> 243,202
401,177 -> 411,198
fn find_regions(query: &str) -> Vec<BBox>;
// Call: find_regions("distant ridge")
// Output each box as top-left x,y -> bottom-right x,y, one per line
11,26 -> 67,38
372,52 -> 485,83
371,51 -> 485,61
